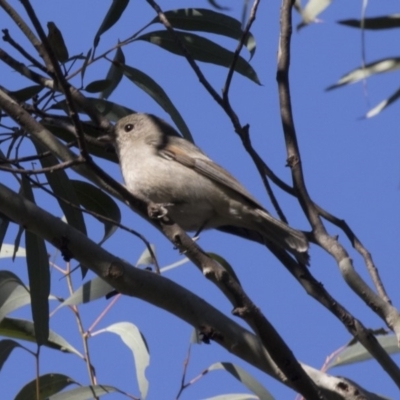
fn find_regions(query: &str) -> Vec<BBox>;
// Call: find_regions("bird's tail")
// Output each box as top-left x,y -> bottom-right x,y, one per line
255,209 -> 309,265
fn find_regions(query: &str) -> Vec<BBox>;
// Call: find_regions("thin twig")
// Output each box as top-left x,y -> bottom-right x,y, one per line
222,0 -> 260,99
2,28 -> 47,73
20,0 -> 90,159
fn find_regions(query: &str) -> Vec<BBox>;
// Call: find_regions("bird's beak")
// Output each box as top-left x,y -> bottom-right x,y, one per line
97,133 -> 114,144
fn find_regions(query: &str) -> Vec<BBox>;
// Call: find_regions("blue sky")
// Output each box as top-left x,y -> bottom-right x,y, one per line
1,1 -> 400,399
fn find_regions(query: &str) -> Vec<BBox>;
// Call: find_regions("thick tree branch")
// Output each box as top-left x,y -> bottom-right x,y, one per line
0,181 -> 381,400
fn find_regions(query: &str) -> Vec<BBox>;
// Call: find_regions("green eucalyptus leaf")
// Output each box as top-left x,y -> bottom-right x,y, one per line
101,47 -> 125,99
121,64 -> 193,140
85,79 -> 113,93
21,177 -> 50,345
15,373 -> 75,400
137,30 -> 261,85
71,180 -> 121,244
151,8 -> 256,58
93,0 -> 129,48
0,317 -> 82,356
338,15 -> 400,30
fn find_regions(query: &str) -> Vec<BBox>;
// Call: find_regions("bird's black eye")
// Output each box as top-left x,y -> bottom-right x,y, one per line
124,123 -> 134,132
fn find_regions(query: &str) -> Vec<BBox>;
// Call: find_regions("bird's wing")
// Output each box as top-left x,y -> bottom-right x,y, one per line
160,139 -> 265,209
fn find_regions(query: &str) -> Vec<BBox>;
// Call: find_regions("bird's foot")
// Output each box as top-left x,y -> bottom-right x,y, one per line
147,202 -> 174,220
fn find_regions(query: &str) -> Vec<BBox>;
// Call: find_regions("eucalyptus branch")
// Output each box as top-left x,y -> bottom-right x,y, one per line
20,0 -> 90,159
155,208 -> 325,399
276,0 -> 400,347
1,28 -> 47,73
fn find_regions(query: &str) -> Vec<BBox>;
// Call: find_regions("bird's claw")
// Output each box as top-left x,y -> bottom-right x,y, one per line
147,202 -> 174,220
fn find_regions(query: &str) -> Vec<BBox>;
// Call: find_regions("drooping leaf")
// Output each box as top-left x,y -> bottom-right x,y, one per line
100,47 -> 125,99
297,0 -> 332,29
47,22 -> 69,63
338,15 -> 400,30
13,223 -> 24,261
208,362 -> 274,400
58,276 -> 114,307
0,339 -> 23,371
0,270 -> 30,323
32,142 -> 87,236
121,64 -> 193,140
48,385 -> 118,400
327,335 -> 400,369
15,373 -> 75,400
71,180 -> 120,244
93,0 -> 129,48
21,177 -> 50,345
136,30 -> 261,85
365,87 -> 400,118
326,57 -> 400,91
9,85 -> 43,102
85,79 -> 113,93
101,322 -> 149,399
150,8 -> 256,58
0,244 -> 25,259
135,245 -> 156,267
0,216 -> 10,252
0,317 -> 82,357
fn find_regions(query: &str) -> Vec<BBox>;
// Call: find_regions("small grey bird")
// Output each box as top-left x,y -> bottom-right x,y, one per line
110,113 -> 309,264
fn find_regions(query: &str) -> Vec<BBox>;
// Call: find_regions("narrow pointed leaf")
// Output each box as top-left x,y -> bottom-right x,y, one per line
13,223 -> 24,261
0,317 -> 82,356
338,15 -> 400,30
33,142 -> 87,236
0,244 -> 26,258
326,57 -> 400,90
93,0 -> 129,48
21,177 -> 50,345
208,362 -> 274,400
48,385 -> 118,400
327,335 -> 400,369
85,79 -> 113,93
9,85 -> 43,102
59,276 -> 113,307
297,0 -> 332,28
0,339 -> 22,370
365,87 -> 400,118
15,373 -> 75,400
137,30 -> 261,85
101,47 -> 125,99
0,270 -> 30,322
102,322 -> 149,399
151,8 -> 256,58
71,180 -> 120,244
135,245 -> 156,267
121,64 -> 193,140
0,216 -> 10,252
47,22 -> 69,63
